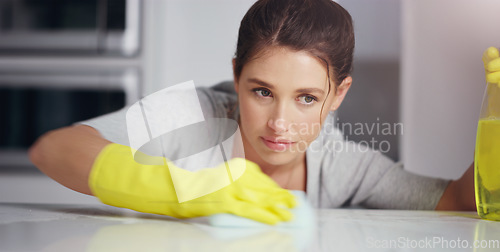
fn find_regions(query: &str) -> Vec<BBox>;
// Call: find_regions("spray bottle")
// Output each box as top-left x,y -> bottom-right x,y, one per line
475,47 -> 500,221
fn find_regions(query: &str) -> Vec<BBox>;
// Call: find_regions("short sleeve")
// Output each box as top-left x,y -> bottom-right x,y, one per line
75,83 -> 230,145
76,106 -> 129,145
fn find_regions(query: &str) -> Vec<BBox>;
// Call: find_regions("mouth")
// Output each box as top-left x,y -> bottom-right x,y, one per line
260,136 -> 296,151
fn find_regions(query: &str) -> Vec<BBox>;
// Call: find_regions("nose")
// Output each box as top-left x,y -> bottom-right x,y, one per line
267,103 -> 291,134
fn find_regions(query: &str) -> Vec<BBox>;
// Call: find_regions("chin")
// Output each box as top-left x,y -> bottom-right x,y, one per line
258,149 -> 303,166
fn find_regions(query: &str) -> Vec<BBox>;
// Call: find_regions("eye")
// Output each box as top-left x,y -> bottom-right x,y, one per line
297,95 -> 317,105
253,88 -> 272,98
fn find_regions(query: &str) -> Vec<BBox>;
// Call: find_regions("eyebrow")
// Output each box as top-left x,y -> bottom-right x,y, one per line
247,78 -> 325,95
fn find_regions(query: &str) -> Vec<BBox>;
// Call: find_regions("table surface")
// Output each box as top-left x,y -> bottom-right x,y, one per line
0,203 -> 499,252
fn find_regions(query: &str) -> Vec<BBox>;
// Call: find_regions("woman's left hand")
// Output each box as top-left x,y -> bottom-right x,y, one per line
483,47 -> 500,84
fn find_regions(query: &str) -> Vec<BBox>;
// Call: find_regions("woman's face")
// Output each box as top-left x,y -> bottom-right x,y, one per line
234,47 -> 351,167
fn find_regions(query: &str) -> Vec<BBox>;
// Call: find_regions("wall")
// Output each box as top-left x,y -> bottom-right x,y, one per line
337,0 -> 401,161
401,0 -> 500,179
142,0 -> 255,95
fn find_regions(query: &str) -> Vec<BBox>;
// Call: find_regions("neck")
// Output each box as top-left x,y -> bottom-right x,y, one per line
255,152 -> 305,190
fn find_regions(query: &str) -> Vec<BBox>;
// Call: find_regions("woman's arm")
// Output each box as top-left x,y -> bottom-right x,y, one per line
29,126 -> 296,224
435,163 -> 476,211
29,125 -> 111,195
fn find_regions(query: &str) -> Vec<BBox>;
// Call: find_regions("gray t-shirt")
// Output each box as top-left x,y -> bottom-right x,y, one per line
78,81 -> 449,210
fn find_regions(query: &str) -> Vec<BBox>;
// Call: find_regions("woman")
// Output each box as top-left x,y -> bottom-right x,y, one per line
29,0 -> 476,224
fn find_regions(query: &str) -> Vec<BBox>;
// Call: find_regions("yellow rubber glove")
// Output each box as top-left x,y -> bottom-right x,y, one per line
89,143 -> 296,225
483,46 -> 500,85
482,47 -> 500,118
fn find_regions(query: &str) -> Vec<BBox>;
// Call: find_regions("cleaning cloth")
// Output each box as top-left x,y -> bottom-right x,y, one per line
207,190 -> 315,228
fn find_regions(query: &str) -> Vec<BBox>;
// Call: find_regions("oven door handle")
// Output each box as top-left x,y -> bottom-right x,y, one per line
0,70 -> 140,104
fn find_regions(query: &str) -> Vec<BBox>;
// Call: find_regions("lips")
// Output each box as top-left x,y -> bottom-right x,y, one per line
260,136 -> 296,151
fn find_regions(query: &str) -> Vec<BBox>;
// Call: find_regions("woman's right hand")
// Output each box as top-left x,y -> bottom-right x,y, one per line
90,143 -> 296,225
180,158 -> 297,224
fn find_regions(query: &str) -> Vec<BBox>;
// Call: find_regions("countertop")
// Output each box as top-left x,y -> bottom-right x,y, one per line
1,203 -> 499,252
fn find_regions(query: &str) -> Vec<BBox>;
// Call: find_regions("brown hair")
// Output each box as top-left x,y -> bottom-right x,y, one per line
234,0 -> 354,87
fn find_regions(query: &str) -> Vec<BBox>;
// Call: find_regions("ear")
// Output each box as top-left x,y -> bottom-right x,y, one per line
330,76 -> 352,111
232,58 -> 239,93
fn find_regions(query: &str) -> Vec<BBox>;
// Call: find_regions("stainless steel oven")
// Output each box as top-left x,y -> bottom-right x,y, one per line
0,0 -> 140,56
0,69 -> 140,167
0,0 -> 142,168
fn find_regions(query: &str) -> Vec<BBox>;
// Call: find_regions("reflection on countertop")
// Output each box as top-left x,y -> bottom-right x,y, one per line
0,203 -> 498,252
